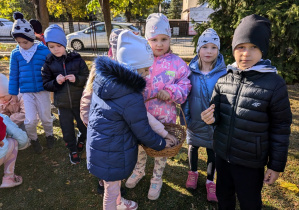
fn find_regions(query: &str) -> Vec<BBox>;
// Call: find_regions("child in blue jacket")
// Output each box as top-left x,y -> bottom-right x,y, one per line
183,28 -> 226,202
9,12 -> 54,154
86,30 -> 172,210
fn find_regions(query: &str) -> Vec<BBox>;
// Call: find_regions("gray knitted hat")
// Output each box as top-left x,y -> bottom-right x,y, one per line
145,13 -> 171,40
196,28 -> 220,53
11,12 -> 35,42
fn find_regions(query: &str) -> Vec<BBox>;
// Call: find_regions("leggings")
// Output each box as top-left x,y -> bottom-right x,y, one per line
103,180 -> 121,210
0,138 -> 18,177
188,145 -> 216,181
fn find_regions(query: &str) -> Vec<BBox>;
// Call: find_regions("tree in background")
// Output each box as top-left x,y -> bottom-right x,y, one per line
168,0 -> 182,19
47,0 -> 90,33
193,0 -> 299,84
32,0 -> 49,31
0,0 -> 35,20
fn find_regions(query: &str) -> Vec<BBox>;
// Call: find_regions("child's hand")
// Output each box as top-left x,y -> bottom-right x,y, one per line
201,104 -> 215,124
0,141 -> 4,147
165,133 -> 179,146
65,74 -> 76,83
56,74 -> 66,85
165,138 -> 174,148
156,90 -> 170,101
264,169 -> 280,185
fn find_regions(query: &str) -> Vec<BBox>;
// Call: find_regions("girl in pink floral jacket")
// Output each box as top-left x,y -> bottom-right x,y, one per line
125,13 -> 191,200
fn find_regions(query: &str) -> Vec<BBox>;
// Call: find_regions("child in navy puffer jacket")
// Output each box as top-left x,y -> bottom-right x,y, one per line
9,12 -> 54,154
86,30 -> 173,210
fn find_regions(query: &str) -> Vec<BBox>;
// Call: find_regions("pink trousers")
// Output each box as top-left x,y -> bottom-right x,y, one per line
103,180 -> 121,210
0,138 -> 18,177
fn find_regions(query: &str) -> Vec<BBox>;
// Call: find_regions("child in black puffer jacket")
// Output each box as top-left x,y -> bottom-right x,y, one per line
201,14 -> 292,210
42,24 -> 89,165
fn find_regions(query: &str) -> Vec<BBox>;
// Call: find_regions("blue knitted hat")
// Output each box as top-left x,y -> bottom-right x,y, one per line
44,24 -> 67,48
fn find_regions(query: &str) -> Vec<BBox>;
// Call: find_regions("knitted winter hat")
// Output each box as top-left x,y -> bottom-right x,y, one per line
0,116 -> 6,141
117,30 -> 154,70
29,19 -> 43,34
232,14 -> 271,57
196,28 -> 220,53
44,24 -> 67,48
145,13 -> 171,40
109,29 -> 124,61
11,12 -> 35,42
0,74 -> 9,97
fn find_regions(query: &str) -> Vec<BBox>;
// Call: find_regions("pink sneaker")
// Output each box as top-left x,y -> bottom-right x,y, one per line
186,171 -> 198,189
116,197 -> 138,210
125,169 -> 145,189
206,182 -> 218,202
0,175 -> 23,188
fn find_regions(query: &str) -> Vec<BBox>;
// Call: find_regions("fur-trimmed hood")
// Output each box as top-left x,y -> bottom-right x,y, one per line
93,56 -> 146,100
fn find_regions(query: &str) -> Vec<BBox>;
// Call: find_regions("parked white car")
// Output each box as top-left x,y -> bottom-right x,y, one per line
0,18 -> 14,37
66,22 -> 140,51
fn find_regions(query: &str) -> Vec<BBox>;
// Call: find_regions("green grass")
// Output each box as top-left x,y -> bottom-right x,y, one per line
0,43 -> 16,52
0,64 -> 298,209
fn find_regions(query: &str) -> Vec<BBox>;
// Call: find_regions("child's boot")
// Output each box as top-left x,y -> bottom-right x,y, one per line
0,175 -> 23,188
125,169 -> 145,188
206,181 -> 218,202
148,178 -> 163,200
186,171 -> 198,189
69,151 -> 80,165
116,197 -> 138,210
46,135 -> 55,149
31,139 -> 43,154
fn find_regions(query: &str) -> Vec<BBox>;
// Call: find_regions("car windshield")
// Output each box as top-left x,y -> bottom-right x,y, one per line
128,25 -> 139,31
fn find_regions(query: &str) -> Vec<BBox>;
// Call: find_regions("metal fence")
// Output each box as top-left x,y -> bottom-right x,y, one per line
0,20 -> 198,57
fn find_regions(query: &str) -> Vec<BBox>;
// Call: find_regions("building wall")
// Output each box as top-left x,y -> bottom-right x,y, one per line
181,0 -> 198,20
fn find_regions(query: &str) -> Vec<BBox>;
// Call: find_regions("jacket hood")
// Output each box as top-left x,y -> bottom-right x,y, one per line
189,53 -> 226,75
45,49 -> 81,63
93,56 -> 146,100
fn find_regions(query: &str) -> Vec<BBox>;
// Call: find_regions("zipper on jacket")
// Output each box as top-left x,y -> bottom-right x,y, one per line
63,61 -> 73,109
226,72 -> 244,162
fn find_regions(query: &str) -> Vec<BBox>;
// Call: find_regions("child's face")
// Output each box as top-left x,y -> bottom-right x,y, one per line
137,67 -> 150,78
15,37 -> 34,50
233,43 -> 262,70
0,95 -> 12,104
199,43 -> 218,65
48,42 -> 66,57
148,34 -> 170,57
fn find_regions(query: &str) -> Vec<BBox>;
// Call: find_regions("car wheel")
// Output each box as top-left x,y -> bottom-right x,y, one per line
71,40 -> 84,51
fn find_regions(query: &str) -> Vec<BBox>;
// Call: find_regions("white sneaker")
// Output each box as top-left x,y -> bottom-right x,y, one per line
116,197 -> 138,210
125,170 -> 145,188
148,178 -> 163,200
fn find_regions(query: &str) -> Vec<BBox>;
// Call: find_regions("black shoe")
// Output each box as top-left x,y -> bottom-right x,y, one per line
46,135 -> 55,149
97,180 -> 104,194
31,139 -> 43,154
69,152 -> 80,165
77,141 -> 85,153
97,180 -> 126,196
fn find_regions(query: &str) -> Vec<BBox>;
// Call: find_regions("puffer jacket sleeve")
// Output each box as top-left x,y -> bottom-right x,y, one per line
0,114 -> 29,150
73,58 -> 89,87
210,82 -> 221,125
181,99 -> 191,126
267,81 -> 292,172
123,95 -> 166,151
42,62 -> 62,92
164,61 -> 191,104
80,89 -> 92,125
9,94 -> 25,126
8,51 -> 20,95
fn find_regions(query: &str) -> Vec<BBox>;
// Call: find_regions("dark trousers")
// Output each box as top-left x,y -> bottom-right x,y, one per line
216,155 -> 264,210
188,145 -> 216,181
58,107 -> 87,153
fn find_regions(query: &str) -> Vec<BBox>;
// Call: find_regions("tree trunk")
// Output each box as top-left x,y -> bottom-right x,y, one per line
124,2 -> 133,22
98,0 -> 112,44
32,0 -> 49,33
67,12 -> 74,33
